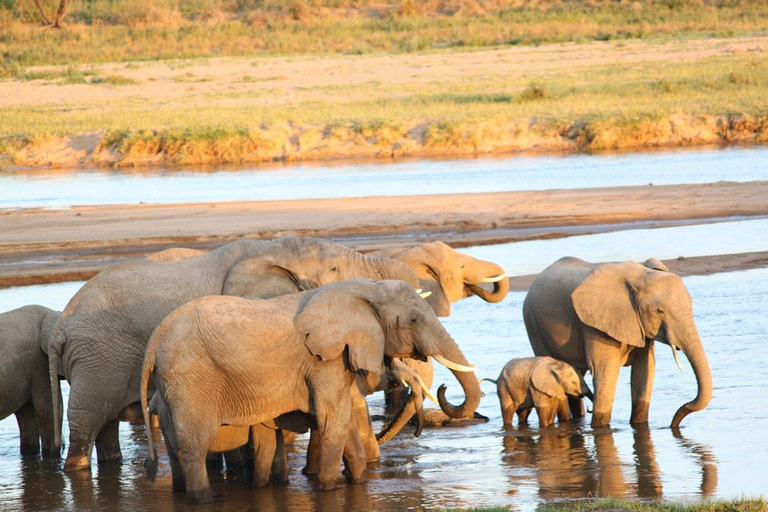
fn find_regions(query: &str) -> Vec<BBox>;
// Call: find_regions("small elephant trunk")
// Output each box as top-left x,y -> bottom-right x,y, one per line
671,329 -> 712,428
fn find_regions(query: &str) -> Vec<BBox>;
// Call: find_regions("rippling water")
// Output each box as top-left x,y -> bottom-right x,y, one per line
2,145 -> 767,209
1,267 -> 766,510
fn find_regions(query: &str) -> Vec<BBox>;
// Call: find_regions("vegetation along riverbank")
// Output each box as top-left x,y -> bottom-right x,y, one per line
1,1 -> 767,169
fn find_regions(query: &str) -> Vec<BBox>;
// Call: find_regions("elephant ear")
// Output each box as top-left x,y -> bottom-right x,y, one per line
224,253 -> 301,299
531,360 -> 566,400
294,285 -> 385,374
642,258 -> 669,272
572,264 -> 646,348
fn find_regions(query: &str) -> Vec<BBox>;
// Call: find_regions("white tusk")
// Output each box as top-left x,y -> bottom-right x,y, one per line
671,344 -> 684,373
415,289 -> 422,294
434,354 -> 476,373
400,379 -> 411,389
419,291 -> 432,299
415,373 -> 439,405
481,273 -> 507,283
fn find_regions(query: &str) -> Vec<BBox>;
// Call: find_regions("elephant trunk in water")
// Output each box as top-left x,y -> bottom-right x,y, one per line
434,332 -> 482,419
466,261 -> 509,304
671,322 -> 712,428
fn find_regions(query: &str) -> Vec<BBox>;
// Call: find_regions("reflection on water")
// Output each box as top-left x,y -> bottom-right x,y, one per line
2,146 -> 767,209
2,269 -> 768,510
463,218 -> 768,276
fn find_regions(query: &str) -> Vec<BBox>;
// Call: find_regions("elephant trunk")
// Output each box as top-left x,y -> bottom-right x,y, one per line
376,386 -> 424,444
671,327 -> 712,428
466,261 -> 509,304
434,334 -> 482,419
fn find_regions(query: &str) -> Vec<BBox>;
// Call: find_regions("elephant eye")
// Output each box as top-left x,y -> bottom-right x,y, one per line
331,266 -> 338,272
411,317 -> 418,324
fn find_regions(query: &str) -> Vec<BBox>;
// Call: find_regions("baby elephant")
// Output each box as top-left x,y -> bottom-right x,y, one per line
484,357 -> 592,427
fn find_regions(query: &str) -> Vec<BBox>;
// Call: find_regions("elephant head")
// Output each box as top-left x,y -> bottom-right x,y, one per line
387,241 -> 509,316
293,280 -> 482,420
571,262 -> 712,427
532,358 -> 593,401
223,236 -> 419,299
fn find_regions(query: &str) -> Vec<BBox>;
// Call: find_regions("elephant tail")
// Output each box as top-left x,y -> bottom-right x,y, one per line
141,343 -> 158,481
481,378 -> 498,385
48,328 -> 65,458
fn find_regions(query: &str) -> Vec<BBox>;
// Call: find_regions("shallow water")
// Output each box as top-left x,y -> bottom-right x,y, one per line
2,145 -> 767,209
1,268 -> 766,510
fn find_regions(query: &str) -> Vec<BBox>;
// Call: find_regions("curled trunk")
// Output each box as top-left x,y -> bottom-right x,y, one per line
376,388 -> 424,444
467,261 -> 509,304
671,329 -> 712,428
434,334 -> 482,419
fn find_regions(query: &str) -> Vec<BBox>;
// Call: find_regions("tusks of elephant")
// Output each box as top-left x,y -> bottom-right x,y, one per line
415,288 -> 433,299
671,344 -> 684,373
434,354 -> 476,372
481,273 -> 508,283
401,375 -> 440,405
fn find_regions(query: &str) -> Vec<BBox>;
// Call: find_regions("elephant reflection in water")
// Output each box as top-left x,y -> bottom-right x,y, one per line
673,429 -> 718,497
501,426 -> 683,500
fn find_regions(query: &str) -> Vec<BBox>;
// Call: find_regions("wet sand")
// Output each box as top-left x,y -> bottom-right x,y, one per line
1,180 -> 767,287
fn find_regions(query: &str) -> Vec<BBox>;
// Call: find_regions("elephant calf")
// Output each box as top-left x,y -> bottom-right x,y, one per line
483,357 -> 592,428
0,305 -> 62,457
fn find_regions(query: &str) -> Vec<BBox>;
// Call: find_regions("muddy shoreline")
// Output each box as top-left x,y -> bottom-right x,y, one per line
1,180 -> 767,287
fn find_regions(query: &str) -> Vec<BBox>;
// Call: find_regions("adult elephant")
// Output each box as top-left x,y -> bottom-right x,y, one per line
141,280 -> 479,502
48,236 -> 449,472
370,241 -> 509,316
523,257 -> 712,428
0,305 -> 62,456
48,239 -> 267,471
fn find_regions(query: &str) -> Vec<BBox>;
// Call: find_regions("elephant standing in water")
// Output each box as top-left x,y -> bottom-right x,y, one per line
48,236 -> 432,472
483,356 -> 592,427
141,280 -> 479,502
523,257 -> 712,428
0,305 -> 61,456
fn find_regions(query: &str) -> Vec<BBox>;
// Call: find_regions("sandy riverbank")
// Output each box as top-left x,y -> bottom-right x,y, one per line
1,180 -> 766,287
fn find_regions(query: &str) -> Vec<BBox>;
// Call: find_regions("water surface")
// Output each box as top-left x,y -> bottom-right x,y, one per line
2,146 -> 766,209
1,268 -> 766,510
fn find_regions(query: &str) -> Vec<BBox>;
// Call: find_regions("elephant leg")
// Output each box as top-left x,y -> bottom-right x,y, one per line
270,429 -> 289,485
568,396 -> 585,418
224,449 -> 244,471
342,418 -> 367,485
351,386 -> 379,463
556,398 -> 572,423
499,390 -> 517,427
176,416 -> 217,504
181,450 -> 215,504
517,408 -> 531,424
630,344 -> 656,425
535,404 -> 557,428
251,424 -> 277,488
303,429 -> 320,476
15,403 -> 41,455
586,333 -> 622,428
315,399 -> 352,491
95,420 -> 122,464
205,452 -> 225,470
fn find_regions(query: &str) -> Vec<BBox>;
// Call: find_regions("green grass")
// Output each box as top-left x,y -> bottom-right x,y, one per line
536,496 -> 767,512
1,0 -> 767,69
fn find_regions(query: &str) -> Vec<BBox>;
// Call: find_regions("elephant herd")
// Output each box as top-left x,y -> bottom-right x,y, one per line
0,236 -> 712,504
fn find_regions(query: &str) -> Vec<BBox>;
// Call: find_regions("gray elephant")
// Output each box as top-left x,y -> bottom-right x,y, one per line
141,280 -> 478,502
483,356 -> 592,427
48,235 -> 439,472
523,257 -> 712,428
0,305 -> 62,456
370,241 -> 509,317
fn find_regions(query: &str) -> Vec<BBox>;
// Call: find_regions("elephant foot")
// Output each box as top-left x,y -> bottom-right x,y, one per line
630,401 -> 650,425
172,477 -> 186,493
312,479 -> 338,492
302,465 -> 319,476
252,477 -> 271,488
590,412 -> 612,429
186,487 -> 215,504
97,451 -> 123,464
64,454 -> 92,472
343,468 -> 367,485
271,475 -> 289,486
20,441 -> 41,456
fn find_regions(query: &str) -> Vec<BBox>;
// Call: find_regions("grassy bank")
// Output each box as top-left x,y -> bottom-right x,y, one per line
459,496 -> 767,512
1,0 -> 767,71
2,48 -> 767,168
